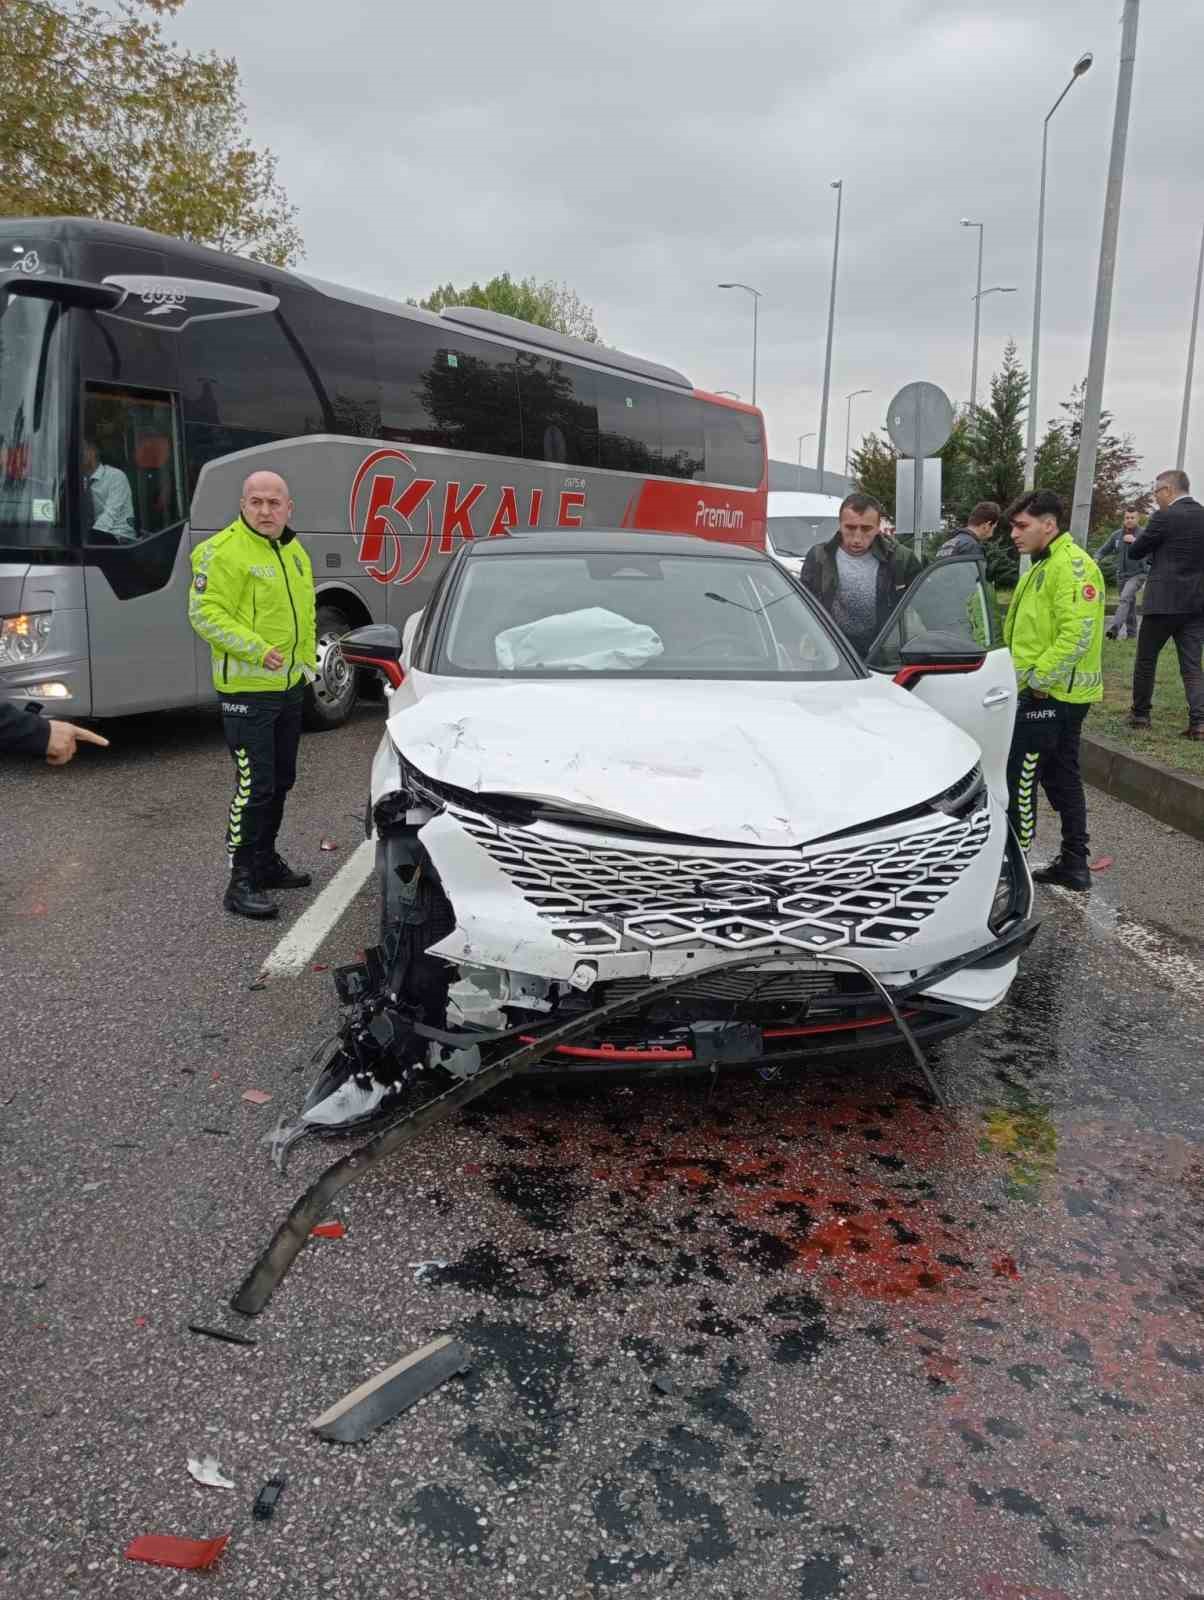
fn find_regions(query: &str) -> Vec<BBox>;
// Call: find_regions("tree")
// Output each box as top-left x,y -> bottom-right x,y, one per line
849,431 -> 899,516
965,339 -> 1027,512
1034,382 -> 1149,539
0,0 -> 301,265
419,273 -> 600,342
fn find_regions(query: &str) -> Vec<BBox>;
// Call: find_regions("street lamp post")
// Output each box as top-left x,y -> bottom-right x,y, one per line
1178,220 -> 1204,471
796,431 -> 816,489
1070,0 -> 1141,544
816,179 -> 843,495
1024,50 -> 1095,490
844,391 -> 870,476
960,219 -> 985,411
717,283 -> 762,405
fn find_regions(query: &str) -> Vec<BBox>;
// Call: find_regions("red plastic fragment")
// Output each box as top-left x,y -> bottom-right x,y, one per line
310,1220 -> 346,1239
125,1533 -> 230,1570
992,1253 -> 1020,1279
1089,856 -> 1114,873
319,837 -> 338,852
134,1316 -> 148,1329
311,963 -> 329,972
241,1089 -> 273,1106
462,1162 -> 482,1175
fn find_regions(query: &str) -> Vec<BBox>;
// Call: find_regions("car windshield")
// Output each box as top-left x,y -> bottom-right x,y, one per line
436,549 -> 852,680
767,515 -> 836,557
0,291 -> 68,548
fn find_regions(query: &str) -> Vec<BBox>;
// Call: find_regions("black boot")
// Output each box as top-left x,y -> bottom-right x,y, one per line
1031,854 -> 1091,891
256,851 -> 312,890
224,867 -> 279,919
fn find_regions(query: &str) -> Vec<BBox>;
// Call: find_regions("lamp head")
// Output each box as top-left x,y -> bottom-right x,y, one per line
1074,51 -> 1094,76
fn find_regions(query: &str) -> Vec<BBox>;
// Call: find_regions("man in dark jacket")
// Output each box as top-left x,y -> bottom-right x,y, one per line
1126,469 -> 1204,740
799,493 -> 922,656
0,701 -> 109,763
936,501 -> 1001,560
1096,506 -> 1150,639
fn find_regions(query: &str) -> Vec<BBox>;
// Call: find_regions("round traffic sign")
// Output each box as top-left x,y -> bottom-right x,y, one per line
886,382 -> 955,459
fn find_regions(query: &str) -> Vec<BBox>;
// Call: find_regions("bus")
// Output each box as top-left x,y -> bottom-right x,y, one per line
0,218 -> 767,729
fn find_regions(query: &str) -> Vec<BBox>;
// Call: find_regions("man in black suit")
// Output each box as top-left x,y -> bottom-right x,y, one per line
1127,469 -> 1204,740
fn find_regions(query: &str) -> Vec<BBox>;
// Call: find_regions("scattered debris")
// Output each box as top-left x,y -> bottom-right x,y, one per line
311,963 -> 329,973
81,1182 -> 103,1193
310,1220 -> 346,1239
462,1162 -> 482,1176
187,1456 -> 235,1490
319,837 -> 338,852
249,978 -> 269,992
411,1259 -> 448,1283
134,1316 -> 148,1329
242,1089 -> 274,1106
310,1335 -> 471,1443
252,1475 -> 287,1522
1089,856 -> 1115,873
124,1533 -> 230,1571
992,1254 -> 1021,1279
188,1323 -> 257,1348
652,1374 -> 676,1396
201,1127 -> 231,1137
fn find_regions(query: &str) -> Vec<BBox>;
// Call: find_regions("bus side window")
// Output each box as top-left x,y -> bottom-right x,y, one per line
596,374 -> 659,473
705,407 -> 764,488
516,356 -> 599,468
83,385 -> 183,544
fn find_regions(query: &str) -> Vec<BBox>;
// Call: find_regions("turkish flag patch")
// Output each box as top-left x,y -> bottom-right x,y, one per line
1082,583 -> 1098,601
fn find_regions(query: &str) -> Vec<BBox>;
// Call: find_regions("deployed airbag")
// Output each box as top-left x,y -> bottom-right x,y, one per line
494,607 -> 664,671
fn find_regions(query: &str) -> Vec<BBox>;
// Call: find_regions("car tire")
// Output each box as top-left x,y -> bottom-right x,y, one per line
302,604 -> 359,731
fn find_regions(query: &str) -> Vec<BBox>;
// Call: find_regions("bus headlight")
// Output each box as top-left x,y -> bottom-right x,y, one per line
0,613 -> 52,667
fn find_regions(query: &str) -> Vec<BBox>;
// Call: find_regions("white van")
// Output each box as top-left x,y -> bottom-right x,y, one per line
765,489 -> 844,578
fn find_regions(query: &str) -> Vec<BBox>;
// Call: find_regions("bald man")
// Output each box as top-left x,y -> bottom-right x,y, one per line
189,471 -> 317,918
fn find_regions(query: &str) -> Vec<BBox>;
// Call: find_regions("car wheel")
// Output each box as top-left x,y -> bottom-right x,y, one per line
302,605 -> 359,730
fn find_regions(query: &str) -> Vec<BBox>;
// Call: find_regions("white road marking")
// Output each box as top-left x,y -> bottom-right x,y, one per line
1047,884 -> 1204,1001
260,837 -> 375,978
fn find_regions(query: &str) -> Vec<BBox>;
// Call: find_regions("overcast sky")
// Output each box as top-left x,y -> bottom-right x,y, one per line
168,0 -> 1203,483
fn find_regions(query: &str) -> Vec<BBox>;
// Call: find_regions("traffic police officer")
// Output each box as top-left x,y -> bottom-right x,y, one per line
188,470 -> 316,918
1002,489 -> 1105,892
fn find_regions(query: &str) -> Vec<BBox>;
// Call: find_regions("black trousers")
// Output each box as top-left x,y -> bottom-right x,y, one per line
1006,694 -> 1090,860
1131,611 -> 1204,726
220,687 -> 304,870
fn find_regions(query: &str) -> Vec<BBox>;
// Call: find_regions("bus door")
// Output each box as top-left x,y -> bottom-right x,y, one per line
81,381 -> 196,713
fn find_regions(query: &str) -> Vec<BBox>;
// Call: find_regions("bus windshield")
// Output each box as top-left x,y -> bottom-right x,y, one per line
0,292 -> 67,548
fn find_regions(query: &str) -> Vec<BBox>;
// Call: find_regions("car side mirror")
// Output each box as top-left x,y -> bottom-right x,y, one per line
340,623 -> 403,689
893,629 -> 986,690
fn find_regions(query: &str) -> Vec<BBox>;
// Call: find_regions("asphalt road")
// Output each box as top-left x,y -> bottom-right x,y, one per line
3,705 -> 1204,1600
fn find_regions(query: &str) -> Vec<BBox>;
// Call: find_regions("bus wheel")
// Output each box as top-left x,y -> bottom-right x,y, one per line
303,606 -> 359,731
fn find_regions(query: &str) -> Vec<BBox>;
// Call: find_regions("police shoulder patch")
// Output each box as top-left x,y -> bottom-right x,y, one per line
193,573 -> 207,593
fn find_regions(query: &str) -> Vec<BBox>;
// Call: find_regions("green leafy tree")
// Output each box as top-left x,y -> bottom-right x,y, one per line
1034,382 -> 1149,540
419,273 -> 600,342
0,0 -> 301,264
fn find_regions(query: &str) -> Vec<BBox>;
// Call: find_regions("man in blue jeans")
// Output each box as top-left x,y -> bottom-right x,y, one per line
1096,507 -> 1149,639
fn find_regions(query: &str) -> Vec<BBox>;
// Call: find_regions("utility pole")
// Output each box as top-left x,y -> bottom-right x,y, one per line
1070,0 -> 1140,544
816,179 -> 843,495
961,219 -> 985,411
1178,221 -> 1204,471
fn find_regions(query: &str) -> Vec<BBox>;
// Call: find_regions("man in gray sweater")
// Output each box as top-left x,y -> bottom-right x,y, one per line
1096,507 -> 1150,640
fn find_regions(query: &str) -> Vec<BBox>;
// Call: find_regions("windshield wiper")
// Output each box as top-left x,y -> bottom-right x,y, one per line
704,589 -> 793,616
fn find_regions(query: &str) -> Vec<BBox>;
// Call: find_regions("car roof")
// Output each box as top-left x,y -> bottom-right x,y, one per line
463,530 -> 767,560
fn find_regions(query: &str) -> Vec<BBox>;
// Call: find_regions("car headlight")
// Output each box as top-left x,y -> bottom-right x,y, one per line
0,612 -> 51,668
988,827 -> 1031,934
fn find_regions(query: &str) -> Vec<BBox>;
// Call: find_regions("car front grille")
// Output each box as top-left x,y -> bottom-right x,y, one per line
449,798 -> 992,953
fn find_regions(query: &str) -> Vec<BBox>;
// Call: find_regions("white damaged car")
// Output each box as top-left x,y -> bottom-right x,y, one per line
310,532 -> 1035,1127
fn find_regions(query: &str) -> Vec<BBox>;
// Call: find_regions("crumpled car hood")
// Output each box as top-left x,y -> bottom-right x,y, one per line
388,676 -> 979,849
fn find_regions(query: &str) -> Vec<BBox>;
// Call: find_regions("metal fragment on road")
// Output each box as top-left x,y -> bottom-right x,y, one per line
187,1455 -> 235,1490
309,1335 -> 471,1443
188,1323 -> 257,1348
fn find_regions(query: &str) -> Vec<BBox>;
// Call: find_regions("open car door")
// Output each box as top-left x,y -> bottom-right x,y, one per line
865,555 -> 1016,805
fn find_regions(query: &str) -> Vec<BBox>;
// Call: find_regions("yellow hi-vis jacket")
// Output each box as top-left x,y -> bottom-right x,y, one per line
1003,533 -> 1105,704
188,517 -> 316,694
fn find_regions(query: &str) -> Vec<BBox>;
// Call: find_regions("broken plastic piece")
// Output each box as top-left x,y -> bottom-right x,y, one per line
652,1374 -> 676,1395
188,1323 -> 257,1348
187,1455 -> 235,1490
310,1220 -> 346,1239
411,1259 -> 448,1284
242,1089 -> 273,1106
1089,856 -> 1114,873
310,1335 -> 471,1443
992,1253 -> 1020,1279
252,1475 -> 286,1521
320,837 -> 338,852
124,1533 -> 230,1570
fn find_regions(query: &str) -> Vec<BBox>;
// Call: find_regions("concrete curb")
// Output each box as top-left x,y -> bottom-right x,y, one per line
1081,731 -> 1204,844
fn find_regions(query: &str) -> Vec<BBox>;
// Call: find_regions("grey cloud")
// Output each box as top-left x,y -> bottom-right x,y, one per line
170,0 -> 1204,476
